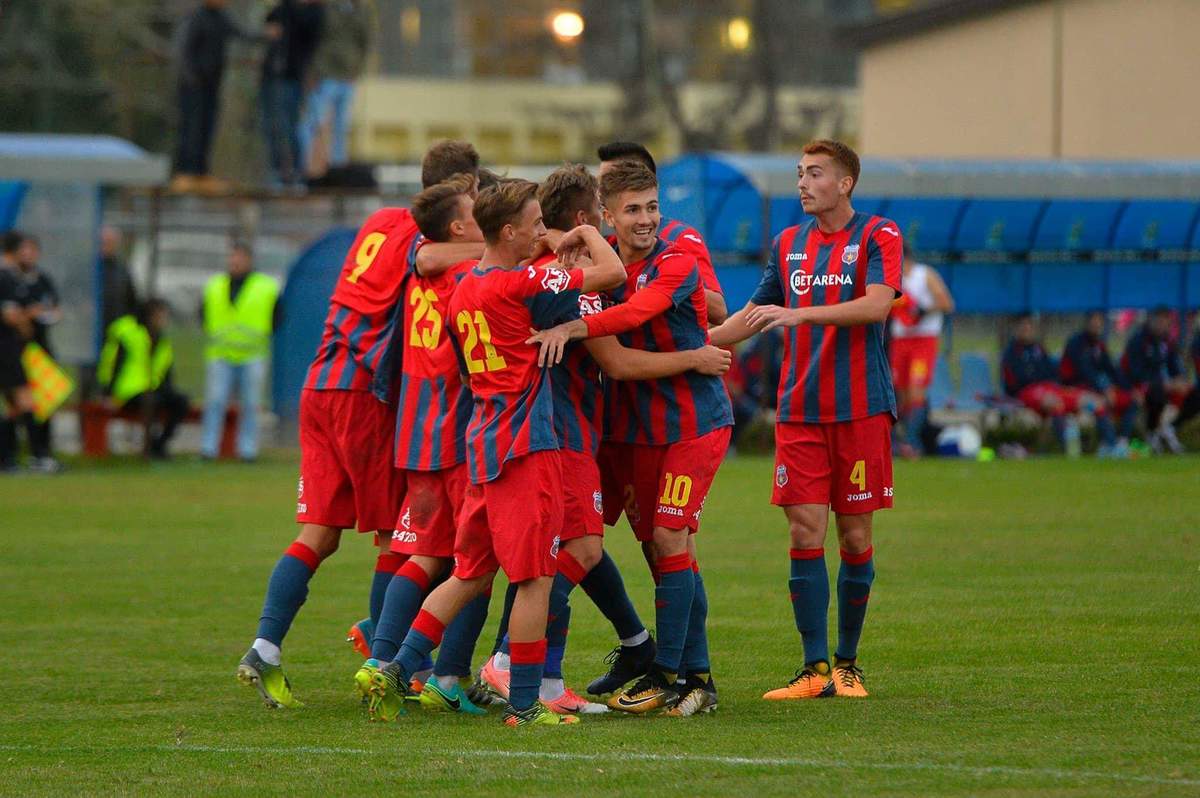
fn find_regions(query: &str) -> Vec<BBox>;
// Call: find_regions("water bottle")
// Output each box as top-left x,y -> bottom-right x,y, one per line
1064,417 -> 1081,459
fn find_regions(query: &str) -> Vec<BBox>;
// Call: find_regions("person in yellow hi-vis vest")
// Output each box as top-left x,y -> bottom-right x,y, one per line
97,299 -> 190,459
200,241 -> 280,461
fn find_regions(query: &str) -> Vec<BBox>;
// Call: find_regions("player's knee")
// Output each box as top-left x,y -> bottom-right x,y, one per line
788,519 -> 824,549
651,526 -> 688,557
297,524 -> 341,559
834,516 -> 872,554
564,536 -> 602,571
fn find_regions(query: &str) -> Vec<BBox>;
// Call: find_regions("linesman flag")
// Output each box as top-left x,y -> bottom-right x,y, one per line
21,342 -> 74,422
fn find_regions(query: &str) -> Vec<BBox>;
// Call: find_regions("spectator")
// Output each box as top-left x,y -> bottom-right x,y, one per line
200,241 -> 280,461
260,0 -> 325,190
99,226 -> 139,330
889,243 -> 954,458
1003,314 -> 1105,450
1121,307 -> 1196,453
174,0 -> 267,192
1059,310 -> 1138,457
0,232 -> 36,473
299,0 -> 370,176
98,300 -> 189,460
12,235 -> 63,472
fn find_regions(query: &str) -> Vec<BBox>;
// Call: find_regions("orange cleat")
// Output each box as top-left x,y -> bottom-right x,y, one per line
832,661 -> 868,698
480,654 -> 510,700
345,619 -> 373,659
762,661 -> 835,700
542,687 -> 609,715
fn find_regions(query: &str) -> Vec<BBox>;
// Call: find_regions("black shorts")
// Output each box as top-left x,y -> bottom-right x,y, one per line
0,342 -> 26,391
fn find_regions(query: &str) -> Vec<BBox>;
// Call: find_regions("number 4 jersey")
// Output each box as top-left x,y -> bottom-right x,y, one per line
448,263 -> 586,484
305,208 -> 423,393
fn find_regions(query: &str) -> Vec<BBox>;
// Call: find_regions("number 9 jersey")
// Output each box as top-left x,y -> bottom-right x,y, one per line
447,262 -> 585,485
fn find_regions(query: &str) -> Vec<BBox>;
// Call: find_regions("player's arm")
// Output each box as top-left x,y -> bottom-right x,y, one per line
926,269 -> 954,313
584,336 -> 731,380
527,288 -> 672,366
556,225 -> 624,292
414,241 -> 485,277
709,303 -> 763,347
705,290 -> 728,326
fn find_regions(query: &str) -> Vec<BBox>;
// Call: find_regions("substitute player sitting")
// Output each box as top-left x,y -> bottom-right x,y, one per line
366,181 -> 625,727
708,139 -> 902,700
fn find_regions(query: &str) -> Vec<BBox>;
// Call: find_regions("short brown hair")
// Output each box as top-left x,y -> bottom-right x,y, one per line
421,140 -> 480,189
472,179 -> 539,244
411,174 -> 475,242
802,139 -> 861,196
599,160 -> 657,204
537,164 -> 599,231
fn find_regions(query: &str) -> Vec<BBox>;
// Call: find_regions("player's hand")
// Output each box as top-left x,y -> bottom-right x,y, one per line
691,345 -> 732,376
555,225 -> 599,267
526,319 -> 586,367
745,305 -> 804,331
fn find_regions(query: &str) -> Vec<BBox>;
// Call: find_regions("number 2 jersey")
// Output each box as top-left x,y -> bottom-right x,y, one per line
750,212 -> 903,424
304,208 -> 423,394
448,263 -> 586,484
392,259 -> 476,471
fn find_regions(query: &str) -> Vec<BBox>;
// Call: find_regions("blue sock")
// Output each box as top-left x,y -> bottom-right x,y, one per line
681,566 -> 710,676
545,605 -> 570,679
434,590 -> 491,677
508,639 -> 546,711
395,610 -> 444,681
371,560 -> 432,661
836,548 -> 875,661
906,404 -> 928,451
579,550 -> 645,640
789,548 -> 830,665
370,552 -> 406,627
652,553 -> 696,675
256,542 -> 322,646
492,582 -> 518,655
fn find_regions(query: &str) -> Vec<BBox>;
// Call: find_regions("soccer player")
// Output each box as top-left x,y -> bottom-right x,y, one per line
1121,306 -> 1197,453
480,164 -> 732,715
354,173 -> 489,715
1004,314 -> 1107,448
366,180 -> 625,727
530,160 -> 734,716
597,141 -> 727,324
705,139 -> 902,700
235,140 -> 485,709
889,242 -> 953,458
1060,310 -> 1137,457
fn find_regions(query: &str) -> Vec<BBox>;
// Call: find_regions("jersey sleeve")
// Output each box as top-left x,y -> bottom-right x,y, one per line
642,251 -> 699,308
674,227 -> 722,294
866,220 -> 904,294
520,265 -> 585,328
749,233 -> 785,306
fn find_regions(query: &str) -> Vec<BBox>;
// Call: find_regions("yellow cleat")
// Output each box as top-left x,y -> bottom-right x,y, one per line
832,661 -> 868,698
762,661 -> 835,700
608,670 -> 678,714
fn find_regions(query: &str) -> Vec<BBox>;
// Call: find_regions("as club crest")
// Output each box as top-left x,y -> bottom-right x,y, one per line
297,477 -> 304,498
842,244 -> 860,265
593,490 -> 603,514
541,268 -> 571,294
776,464 -> 789,487
635,273 -> 649,291
550,535 -> 561,558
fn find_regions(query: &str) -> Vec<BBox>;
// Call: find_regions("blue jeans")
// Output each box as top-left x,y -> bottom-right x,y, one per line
260,78 -> 303,185
299,78 -> 355,169
202,358 -> 266,459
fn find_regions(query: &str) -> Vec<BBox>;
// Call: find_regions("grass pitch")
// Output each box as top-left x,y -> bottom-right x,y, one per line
1,453 -> 1197,796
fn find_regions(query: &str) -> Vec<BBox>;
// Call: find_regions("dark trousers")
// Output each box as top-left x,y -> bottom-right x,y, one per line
260,78 -> 303,184
125,387 -> 190,455
176,77 -> 222,175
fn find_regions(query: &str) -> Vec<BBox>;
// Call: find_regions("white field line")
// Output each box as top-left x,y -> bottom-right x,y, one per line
1,743 -> 1197,788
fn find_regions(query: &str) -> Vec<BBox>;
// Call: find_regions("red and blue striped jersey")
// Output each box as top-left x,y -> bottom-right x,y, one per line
393,259 -> 476,471
305,207 -> 423,393
448,263 -> 585,484
750,213 -> 903,424
600,239 -> 733,445
532,254 -> 604,456
659,219 -> 722,294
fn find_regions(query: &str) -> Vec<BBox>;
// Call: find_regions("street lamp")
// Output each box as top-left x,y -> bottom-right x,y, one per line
726,17 -> 752,51
550,10 -> 585,42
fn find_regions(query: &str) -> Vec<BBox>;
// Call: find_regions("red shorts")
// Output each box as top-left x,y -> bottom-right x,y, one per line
599,427 -> 731,542
890,336 -> 939,393
773,414 -> 894,514
561,449 -> 604,541
390,463 -> 470,558
297,389 -> 403,532
453,450 -> 563,583
1017,382 -> 1090,417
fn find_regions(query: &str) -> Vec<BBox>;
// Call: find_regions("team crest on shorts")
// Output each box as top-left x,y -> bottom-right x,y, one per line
776,464 -> 789,487
593,490 -> 603,514
842,244 -> 860,264
297,477 -> 304,498
550,535 -> 561,558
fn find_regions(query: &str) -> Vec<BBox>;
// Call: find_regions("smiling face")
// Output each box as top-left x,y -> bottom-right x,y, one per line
450,194 -> 484,243
604,186 -> 660,254
798,152 -> 854,216
501,198 -> 547,260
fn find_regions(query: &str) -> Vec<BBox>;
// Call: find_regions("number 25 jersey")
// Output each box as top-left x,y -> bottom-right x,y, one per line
448,263 -> 585,484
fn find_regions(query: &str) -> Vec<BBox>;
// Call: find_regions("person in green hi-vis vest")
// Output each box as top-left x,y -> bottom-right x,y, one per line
200,240 -> 280,461
97,299 -> 190,459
